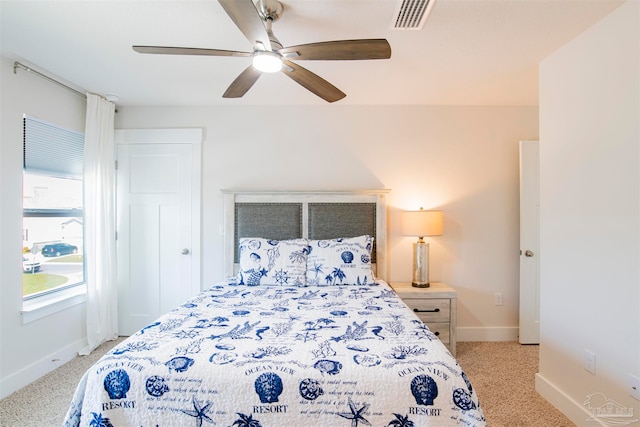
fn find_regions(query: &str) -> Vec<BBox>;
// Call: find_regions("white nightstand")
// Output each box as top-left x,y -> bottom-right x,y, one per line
390,282 -> 457,356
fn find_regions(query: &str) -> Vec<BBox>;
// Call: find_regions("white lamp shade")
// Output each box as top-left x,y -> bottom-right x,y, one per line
401,209 -> 443,237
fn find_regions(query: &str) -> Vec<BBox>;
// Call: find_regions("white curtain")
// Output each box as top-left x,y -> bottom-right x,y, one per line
79,93 -> 118,355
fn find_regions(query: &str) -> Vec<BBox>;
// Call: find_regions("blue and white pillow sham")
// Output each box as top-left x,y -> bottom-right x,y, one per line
237,238 -> 308,286
237,235 -> 375,286
306,235 -> 375,286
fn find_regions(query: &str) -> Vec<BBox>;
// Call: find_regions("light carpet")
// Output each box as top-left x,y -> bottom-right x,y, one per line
456,341 -> 575,427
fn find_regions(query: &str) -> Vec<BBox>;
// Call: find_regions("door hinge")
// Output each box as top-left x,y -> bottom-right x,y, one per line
115,160 -> 118,170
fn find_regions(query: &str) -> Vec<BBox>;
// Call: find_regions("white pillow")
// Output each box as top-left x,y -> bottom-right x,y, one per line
305,235 -> 375,286
237,238 -> 308,286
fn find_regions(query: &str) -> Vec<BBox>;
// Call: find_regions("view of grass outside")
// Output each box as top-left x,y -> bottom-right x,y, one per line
22,254 -> 83,297
48,254 -> 82,264
23,273 -> 68,295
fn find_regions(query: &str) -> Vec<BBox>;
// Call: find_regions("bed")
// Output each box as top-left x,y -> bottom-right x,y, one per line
63,190 -> 486,427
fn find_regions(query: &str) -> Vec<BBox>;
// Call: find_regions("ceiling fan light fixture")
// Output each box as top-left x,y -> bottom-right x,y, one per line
252,50 -> 282,73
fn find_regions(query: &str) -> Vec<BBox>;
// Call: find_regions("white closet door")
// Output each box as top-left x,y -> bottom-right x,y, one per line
116,129 -> 201,335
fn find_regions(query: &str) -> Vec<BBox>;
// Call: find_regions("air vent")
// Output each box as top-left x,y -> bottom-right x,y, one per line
392,0 -> 436,30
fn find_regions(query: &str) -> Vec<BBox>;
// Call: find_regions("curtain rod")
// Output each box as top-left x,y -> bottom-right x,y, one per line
13,61 -> 86,99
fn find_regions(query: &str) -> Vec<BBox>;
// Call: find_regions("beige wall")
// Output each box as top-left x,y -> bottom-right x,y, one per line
538,1 -> 639,424
115,105 -> 538,340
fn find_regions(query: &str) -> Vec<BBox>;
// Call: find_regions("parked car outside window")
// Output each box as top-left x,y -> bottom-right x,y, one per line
41,242 -> 78,257
22,254 -> 41,273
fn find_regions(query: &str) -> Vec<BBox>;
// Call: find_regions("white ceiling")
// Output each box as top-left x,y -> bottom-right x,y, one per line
0,0 -> 625,107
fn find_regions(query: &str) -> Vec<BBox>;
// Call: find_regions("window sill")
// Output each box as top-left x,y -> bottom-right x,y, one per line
21,286 -> 86,324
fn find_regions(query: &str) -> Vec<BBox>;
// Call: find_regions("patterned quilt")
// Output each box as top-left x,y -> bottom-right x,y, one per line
63,280 -> 486,426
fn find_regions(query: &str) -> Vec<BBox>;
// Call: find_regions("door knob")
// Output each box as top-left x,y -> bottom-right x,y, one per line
524,250 -> 534,257
181,248 -> 190,255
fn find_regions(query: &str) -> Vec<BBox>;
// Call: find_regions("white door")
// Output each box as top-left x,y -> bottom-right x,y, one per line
116,129 -> 201,335
519,140 -> 540,344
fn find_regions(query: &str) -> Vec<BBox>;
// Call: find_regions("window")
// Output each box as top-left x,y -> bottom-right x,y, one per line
22,115 -> 84,299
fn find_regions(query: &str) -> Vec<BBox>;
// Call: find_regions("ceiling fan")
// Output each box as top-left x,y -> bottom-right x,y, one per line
133,0 -> 391,103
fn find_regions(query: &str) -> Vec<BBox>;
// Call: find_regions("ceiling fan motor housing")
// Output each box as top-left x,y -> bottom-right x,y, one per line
256,0 -> 283,22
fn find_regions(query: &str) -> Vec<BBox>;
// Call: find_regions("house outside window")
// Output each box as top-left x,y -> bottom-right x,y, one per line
22,115 -> 85,299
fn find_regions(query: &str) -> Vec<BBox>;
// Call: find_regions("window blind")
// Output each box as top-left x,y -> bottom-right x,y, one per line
23,115 -> 84,179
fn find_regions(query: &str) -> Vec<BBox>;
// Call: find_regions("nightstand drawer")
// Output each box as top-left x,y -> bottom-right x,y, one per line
426,322 -> 450,344
404,298 -> 450,323
389,282 -> 457,356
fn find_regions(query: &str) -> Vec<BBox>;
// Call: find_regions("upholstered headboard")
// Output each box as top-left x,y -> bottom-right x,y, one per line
222,190 -> 389,281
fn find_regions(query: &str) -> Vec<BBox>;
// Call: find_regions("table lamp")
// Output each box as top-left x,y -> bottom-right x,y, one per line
401,208 -> 443,287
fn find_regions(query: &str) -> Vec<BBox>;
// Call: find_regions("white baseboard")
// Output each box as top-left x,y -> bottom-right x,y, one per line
457,326 -> 519,342
535,373 -> 608,427
0,338 -> 85,400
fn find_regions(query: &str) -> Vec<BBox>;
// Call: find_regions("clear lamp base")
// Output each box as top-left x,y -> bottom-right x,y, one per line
411,241 -> 430,288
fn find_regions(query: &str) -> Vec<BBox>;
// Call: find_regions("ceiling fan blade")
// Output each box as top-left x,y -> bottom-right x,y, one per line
223,65 -> 262,98
279,39 -> 391,60
218,0 -> 271,50
133,46 -> 251,57
281,60 -> 346,103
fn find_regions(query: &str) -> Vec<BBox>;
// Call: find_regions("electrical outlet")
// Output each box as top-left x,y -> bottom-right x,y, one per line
584,349 -> 596,375
494,292 -> 503,306
630,374 -> 640,401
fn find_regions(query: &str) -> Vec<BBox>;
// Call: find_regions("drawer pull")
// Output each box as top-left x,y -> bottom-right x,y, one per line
413,308 -> 440,313
434,331 -> 440,336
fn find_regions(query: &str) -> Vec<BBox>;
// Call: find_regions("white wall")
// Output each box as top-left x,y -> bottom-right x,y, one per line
116,105 -> 538,342
537,1 -> 639,424
0,56 -> 87,397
